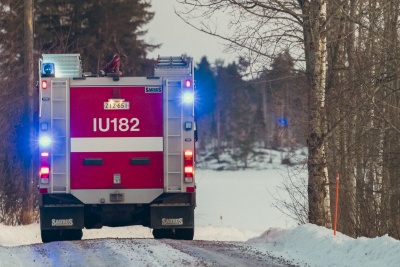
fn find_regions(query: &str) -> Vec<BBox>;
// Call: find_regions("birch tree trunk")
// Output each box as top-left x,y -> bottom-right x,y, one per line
344,0 -> 357,237
382,0 -> 400,238
300,0 -> 332,227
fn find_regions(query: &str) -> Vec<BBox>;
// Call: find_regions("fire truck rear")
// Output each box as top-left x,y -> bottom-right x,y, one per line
38,54 -> 196,242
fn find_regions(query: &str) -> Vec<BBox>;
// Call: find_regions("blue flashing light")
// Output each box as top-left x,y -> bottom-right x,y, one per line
182,92 -> 194,104
41,63 -> 55,77
278,118 -> 288,126
39,136 -> 52,147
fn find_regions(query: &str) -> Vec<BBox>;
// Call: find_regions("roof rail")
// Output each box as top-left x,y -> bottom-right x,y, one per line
154,55 -> 194,78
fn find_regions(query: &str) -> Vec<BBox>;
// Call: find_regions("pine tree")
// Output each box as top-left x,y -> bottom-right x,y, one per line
215,60 -> 256,168
265,51 -> 307,150
195,57 -> 217,118
194,56 -> 217,151
0,0 -> 159,224
35,0 -> 158,75
0,0 -> 34,224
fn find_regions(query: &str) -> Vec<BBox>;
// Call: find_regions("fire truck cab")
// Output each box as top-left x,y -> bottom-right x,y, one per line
38,54 -> 196,242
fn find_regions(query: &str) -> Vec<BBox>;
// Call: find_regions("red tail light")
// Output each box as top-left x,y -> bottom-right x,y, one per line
42,80 -> 47,89
186,186 -> 195,193
184,150 -> 194,183
40,152 -> 50,184
184,150 -> 193,159
40,167 -> 50,178
39,188 -> 48,194
184,166 -> 193,175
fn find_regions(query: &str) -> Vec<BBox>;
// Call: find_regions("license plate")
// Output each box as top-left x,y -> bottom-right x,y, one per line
110,193 -> 124,202
104,100 -> 129,110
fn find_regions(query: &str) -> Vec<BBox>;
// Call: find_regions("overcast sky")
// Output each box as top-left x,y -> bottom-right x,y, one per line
145,0 -> 237,65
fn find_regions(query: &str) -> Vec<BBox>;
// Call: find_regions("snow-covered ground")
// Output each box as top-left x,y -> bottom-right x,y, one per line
1,168 -> 400,266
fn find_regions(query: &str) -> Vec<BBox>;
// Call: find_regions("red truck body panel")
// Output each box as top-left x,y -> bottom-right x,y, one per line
70,152 -> 163,189
69,86 -> 164,190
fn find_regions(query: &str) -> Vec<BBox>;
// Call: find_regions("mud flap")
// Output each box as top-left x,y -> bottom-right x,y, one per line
150,205 -> 194,229
40,205 -> 84,230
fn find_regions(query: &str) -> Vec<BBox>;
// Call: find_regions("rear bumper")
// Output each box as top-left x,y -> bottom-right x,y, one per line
39,192 -> 195,229
70,188 -> 164,204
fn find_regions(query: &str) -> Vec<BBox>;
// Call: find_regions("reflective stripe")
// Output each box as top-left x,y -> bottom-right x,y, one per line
71,137 -> 163,152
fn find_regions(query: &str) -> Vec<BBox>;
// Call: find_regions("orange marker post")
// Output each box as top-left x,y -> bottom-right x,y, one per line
334,173 -> 339,236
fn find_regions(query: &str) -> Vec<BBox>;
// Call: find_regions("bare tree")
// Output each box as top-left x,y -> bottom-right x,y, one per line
22,0 -> 35,225
178,0 -> 400,239
178,0 -> 332,228
0,0 -> 39,225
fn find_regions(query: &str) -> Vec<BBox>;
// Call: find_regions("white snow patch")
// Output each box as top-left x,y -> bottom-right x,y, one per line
1,169 -> 400,266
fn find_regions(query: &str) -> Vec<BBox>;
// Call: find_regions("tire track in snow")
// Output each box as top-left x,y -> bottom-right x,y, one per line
160,239 -> 299,267
21,238 -> 206,266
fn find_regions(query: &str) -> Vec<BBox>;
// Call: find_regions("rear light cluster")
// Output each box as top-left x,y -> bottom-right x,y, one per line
184,150 -> 194,183
39,78 -> 49,194
40,152 -> 50,184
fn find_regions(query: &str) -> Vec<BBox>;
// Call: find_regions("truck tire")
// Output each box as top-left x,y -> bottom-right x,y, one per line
152,228 -> 194,240
41,229 -> 60,243
152,229 -> 174,239
174,228 -> 194,240
41,229 -> 83,243
62,229 -> 83,241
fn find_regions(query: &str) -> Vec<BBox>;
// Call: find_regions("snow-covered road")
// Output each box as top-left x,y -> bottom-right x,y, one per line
1,238 -> 295,267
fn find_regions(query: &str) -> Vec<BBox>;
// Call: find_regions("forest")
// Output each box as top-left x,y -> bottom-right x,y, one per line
1,0 -> 400,241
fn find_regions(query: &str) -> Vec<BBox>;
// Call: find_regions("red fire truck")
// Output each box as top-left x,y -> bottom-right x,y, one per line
38,54 -> 196,242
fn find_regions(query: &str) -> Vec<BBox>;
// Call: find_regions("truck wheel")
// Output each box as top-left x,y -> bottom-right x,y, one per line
41,229 -> 82,242
152,229 -> 173,239
84,212 -> 101,229
174,228 -> 194,240
41,229 -> 61,243
62,229 -> 83,241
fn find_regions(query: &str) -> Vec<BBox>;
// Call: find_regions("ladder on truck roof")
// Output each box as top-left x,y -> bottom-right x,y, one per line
155,56 -> 194,192
164,80 -> 184,192
50,79 -> 69,193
